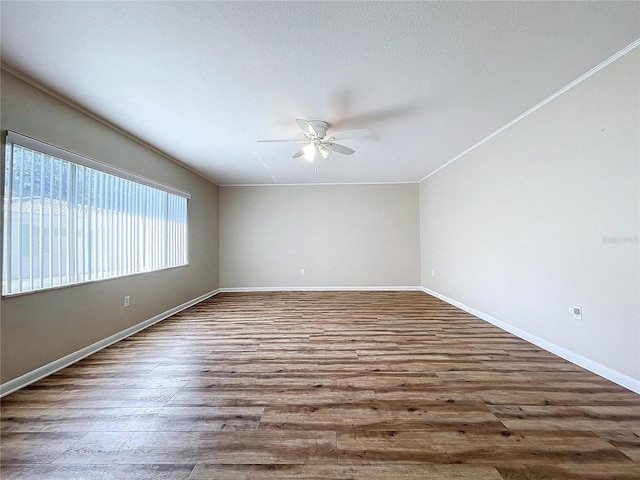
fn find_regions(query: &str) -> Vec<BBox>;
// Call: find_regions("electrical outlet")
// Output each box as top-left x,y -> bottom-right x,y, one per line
570,305 -> 581,320
431,269 -> 435,277
300,269 -> 305,276
124,295 -> 130,307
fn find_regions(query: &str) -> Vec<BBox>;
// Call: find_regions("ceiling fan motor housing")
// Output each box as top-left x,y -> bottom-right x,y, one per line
307,120 -> 328,138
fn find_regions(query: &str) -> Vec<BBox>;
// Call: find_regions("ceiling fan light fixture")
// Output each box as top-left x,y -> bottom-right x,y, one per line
319,146 -> 331,159
303,143 -> 316,161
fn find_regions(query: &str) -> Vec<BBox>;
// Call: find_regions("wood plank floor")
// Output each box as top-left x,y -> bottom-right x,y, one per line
1,291 -> 639,479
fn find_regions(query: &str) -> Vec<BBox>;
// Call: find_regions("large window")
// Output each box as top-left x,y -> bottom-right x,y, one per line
2,131 -> 189,296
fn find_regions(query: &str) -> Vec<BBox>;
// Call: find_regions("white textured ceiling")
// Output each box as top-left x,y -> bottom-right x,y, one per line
1,1 -> 639,185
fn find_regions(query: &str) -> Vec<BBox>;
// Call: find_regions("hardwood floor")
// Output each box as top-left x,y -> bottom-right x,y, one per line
1,291 -> 638,479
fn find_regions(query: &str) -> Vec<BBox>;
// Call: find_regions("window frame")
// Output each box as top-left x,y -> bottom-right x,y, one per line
2,130 -> 191,297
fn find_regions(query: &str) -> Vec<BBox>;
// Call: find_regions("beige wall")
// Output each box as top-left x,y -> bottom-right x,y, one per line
220,184 -> 421,288
4,48 -> 638,390
0,70 -> 220,384
420,49 -> 639,381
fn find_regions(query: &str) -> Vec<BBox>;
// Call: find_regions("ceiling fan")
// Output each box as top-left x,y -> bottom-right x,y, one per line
258,119 -> 371,162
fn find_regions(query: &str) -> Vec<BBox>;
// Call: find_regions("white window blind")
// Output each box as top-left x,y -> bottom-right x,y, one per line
2,131 -> 189,296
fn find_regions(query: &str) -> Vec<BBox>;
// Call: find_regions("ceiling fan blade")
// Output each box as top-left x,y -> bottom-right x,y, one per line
292,148 -> 306,158
325,129 -> 371,141
296,118 -> 318,136
324,143 -> 355,155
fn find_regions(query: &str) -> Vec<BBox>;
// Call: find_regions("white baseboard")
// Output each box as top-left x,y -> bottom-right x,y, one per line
8,285 -> 635,397
421,287 -> 640,395
0,289 -> 220,398
220,285 -> 423,293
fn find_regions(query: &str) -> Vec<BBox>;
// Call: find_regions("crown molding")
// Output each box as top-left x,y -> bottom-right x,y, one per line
419,38 -> 640,183
219,181 -> 419,187
0,65 -> 220,187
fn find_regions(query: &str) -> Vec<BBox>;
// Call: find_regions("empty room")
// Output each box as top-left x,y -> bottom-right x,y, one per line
1,1 -> 639,479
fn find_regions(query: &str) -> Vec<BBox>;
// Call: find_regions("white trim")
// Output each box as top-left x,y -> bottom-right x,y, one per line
220,285 -> 422,293
1,66 -> 218,188
6,130 -> 191,198
421,287 -> 640,395
419,38 -> 640,183
2,265 -> 189,299
219,181 -> 418,187
0,289 -> 220,398
4,40 -> 638,189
